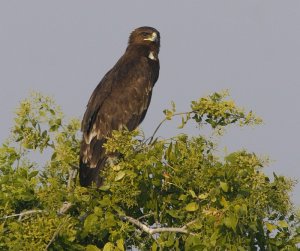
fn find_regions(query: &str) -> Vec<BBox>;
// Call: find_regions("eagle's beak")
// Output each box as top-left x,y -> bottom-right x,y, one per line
144,32 -> 158,42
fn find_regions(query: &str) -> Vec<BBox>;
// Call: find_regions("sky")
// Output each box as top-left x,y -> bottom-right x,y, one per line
0,1 -> 299,206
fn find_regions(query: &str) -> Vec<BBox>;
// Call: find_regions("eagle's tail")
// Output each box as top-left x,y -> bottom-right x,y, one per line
79,157 -> 106,187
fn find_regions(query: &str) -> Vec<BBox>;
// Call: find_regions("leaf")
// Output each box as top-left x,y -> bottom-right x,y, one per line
198,193 -> 208,200
167,142 -> 173,159
51,152 -> 57,160
189,190 -> 197,198
15,136 -> 24,142
41,130 -> 47,137
116,239 -> 125,251
99,196 -> 111,206
55,118 -> 62,126
165,233 -> 175,247
103,242 -> 114,251
105,212 -> 116,227
177,116 -> 185,129
115,171 -> 126,181
179,194 -> 188,201
185,235 -> 202,250
94,206 -> 102,215
210,230 -> 219,247
220,196 -> 229,208
99,184 -> 110,191
112,164 -> 121,171
84,214 -> 98,232
171,100 -> 176,112
220,181 -> 229,192
266,222 -> 277,232
49,109 -> 55,115
249,223 -> 257,232
167,209 -> 181,219
50,125 -> 59,132
86,245 -> 101,251
163,109 -> 173,120
185,202 -> 199,212
28,170 -> 39,179
151,242 -> 158,251
278,220 -> 289,228
223,214 -> 238,232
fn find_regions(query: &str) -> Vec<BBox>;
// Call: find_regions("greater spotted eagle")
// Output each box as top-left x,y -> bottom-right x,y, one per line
79,27 -> 160,187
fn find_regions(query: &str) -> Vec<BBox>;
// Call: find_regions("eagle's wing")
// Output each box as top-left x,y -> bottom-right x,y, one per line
79,56 -> 155,186
81,69 -> 113,144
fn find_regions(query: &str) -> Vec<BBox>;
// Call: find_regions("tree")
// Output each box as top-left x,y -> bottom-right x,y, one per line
0,91 -> 299,250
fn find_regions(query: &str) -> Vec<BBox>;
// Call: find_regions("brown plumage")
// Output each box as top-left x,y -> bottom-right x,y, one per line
79,27 -> 160,187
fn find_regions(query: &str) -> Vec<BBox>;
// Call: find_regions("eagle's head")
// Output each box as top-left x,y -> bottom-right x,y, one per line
128,26 -> 160,50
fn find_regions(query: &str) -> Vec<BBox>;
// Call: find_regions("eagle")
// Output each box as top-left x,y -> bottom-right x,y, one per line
79,26 -> 160,187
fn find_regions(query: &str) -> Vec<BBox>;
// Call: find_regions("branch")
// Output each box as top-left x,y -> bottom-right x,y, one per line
148,111 -> 192,144
138,213 -> 154,220
1,202 -> 72,221
45,217 -> 69,250
0,210 -> 44,221
148,118 -> 167,144
121,215 -> 196,236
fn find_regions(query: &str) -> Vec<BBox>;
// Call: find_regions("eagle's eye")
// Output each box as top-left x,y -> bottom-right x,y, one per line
141,32 -> 149,37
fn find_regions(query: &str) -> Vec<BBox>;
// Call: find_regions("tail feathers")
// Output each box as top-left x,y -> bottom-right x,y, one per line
79,158 -> 106,187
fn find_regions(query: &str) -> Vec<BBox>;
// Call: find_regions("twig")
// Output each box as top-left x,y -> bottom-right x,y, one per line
148,118 -> 167,144
44,217 -> 69,250
0,210 -> 44,221
138,213 -> 154,221
148,111 -> 192,144
121,215 -> 196,236
158,158 -> 176,171
165,181 -> 186,192
184,220 -> 198,228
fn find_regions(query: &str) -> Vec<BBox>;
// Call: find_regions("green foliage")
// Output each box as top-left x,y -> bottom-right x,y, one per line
162,90 -> 262,133
0,91 -> 299,250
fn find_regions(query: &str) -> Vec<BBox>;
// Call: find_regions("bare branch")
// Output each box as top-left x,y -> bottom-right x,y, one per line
1,201 -> 73,221
0,210 -> 44,221
121,215 -> 196,236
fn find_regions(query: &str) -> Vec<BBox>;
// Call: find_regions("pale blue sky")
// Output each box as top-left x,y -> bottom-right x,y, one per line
0,1 -> 299,205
